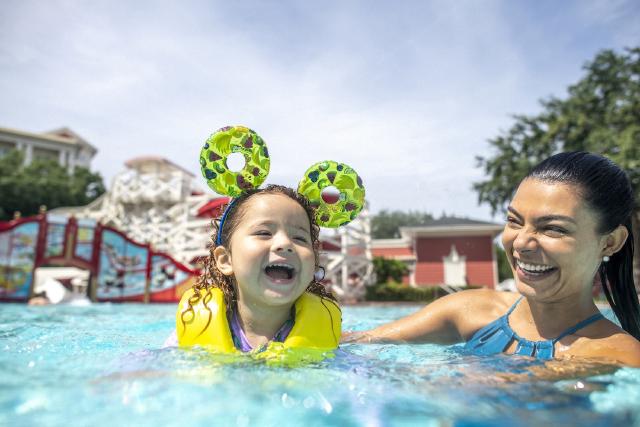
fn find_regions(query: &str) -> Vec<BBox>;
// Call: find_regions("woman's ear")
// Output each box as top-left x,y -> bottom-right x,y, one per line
602,225 -> 629,257
214,246 -> 234,276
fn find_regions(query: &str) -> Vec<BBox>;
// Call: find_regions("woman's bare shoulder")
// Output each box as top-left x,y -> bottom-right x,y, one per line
444,289 -> 520,338
611,334 -> 640,367
607,333 -> 640,367
445,289 -> 519,315
566,320 -> 640,367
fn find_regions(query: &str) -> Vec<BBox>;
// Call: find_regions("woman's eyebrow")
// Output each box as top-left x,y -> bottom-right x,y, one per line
507,207 -> 576,224
536,215 -> 576,224
507,206 -> 522,219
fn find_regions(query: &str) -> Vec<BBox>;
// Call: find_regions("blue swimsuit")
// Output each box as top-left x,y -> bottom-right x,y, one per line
464,297 -> 604,360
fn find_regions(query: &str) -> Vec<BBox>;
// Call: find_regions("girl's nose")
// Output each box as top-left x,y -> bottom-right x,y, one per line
273,233 -> 294,253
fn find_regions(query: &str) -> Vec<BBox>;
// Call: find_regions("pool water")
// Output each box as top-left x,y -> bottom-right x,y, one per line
1,303 -> 638,426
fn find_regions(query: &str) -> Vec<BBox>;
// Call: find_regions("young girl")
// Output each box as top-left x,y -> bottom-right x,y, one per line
174,185 -> 341,355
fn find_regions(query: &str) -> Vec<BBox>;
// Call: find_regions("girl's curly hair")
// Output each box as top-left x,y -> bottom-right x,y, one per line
180,185 -> 337,330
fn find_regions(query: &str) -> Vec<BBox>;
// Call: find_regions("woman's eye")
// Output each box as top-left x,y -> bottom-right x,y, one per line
544,226 -> 567,236
505,216 -> 521,227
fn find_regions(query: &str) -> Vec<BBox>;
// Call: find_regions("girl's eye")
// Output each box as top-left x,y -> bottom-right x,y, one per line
254,230 -> 271,237
294,236 -> 309,243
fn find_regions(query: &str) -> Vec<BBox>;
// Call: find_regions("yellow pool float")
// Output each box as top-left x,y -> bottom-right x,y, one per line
176,288 -> 341,365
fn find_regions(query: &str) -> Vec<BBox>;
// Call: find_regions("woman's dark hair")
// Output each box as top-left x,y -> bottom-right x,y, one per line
180,185 -> 337,332
525,151 -> 639,340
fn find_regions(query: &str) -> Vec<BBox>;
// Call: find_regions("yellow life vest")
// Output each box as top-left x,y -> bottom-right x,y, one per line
176,287 -> 341,354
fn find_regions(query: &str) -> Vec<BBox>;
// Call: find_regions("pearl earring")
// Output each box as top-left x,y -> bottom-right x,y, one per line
314,266 -> 326,281
603,256 -> 610,262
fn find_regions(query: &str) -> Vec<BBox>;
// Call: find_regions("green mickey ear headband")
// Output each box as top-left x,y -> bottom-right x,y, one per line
199,125 -> 366,231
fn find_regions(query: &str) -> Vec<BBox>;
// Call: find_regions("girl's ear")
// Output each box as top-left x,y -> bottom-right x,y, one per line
214,246 -> 234,276
602,224 -> 629,257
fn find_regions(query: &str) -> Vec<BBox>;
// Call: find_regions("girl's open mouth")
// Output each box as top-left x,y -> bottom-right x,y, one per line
264,263 -> 296,284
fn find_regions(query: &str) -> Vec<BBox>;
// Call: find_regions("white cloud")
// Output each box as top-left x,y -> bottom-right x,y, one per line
1,0 -> 638,220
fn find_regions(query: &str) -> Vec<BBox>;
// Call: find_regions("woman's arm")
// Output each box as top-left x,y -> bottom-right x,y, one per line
342,289 -> 507,344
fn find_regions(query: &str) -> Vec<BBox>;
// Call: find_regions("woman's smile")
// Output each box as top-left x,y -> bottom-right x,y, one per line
514,258 -> 558,282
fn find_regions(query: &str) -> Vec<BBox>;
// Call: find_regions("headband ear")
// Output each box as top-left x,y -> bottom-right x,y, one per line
298,160 -> 365,228
199,126 -> 270,197
200,129 -> 366,228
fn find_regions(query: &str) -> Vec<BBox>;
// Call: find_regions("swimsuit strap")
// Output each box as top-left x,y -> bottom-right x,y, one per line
552,312 -> 605,343
508,298 -> 604,343
505,296 -> 524,316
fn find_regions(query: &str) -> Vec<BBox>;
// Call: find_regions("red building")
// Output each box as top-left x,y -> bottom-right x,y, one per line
372,217 -> 503,288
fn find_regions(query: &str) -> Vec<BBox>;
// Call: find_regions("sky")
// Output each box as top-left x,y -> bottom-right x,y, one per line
1,0 -> 639,221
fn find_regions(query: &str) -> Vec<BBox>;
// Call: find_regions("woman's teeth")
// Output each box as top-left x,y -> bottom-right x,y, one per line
516,260 -> 555,274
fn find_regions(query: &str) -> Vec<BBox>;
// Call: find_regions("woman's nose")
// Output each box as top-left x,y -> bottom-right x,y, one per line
512,228 -> 537,253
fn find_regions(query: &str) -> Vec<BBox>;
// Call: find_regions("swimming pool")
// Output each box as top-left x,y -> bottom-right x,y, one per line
1,303 -> 638,426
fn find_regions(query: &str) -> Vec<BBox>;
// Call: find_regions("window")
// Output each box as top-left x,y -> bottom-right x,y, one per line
0,140 -> 15,157
33,146 -> 60,162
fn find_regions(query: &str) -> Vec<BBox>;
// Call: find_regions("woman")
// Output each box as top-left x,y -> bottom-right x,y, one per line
345,152 -> 640,366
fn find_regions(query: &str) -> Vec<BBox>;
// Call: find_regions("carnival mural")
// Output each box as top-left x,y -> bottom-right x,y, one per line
45,216 -> 66,258
149,254 -> 193,301
0,215 -> 198,303
97,229 -> 149,300
0,221 -> 39,301
74,219 -> 96,262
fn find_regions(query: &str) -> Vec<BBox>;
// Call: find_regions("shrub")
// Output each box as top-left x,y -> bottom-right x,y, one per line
365,283 -> 440,302
372,257 -> 409,284
365,283 -> 483,302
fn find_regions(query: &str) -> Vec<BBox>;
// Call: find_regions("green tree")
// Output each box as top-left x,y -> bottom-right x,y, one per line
372,256 -> 409,284
474,47 -> 640,279
371,209 -> 434,238
495,245 -> 512,283
0,149 -> 105,220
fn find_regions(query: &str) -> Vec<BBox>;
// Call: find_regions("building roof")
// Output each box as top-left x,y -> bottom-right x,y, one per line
0,126 -> 97,153
419,216 -> 500,227
124,156 -> 195,177
399,216 -> 503,238
371,246 -> 416,261
371,238 -> 416,260
44,127 -> 98,153
372,238 -> 412,248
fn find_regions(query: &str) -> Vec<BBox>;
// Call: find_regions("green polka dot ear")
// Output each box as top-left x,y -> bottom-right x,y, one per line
199,127 -> 365,229
298,160 -> 365,228
199,126 -> 270,197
